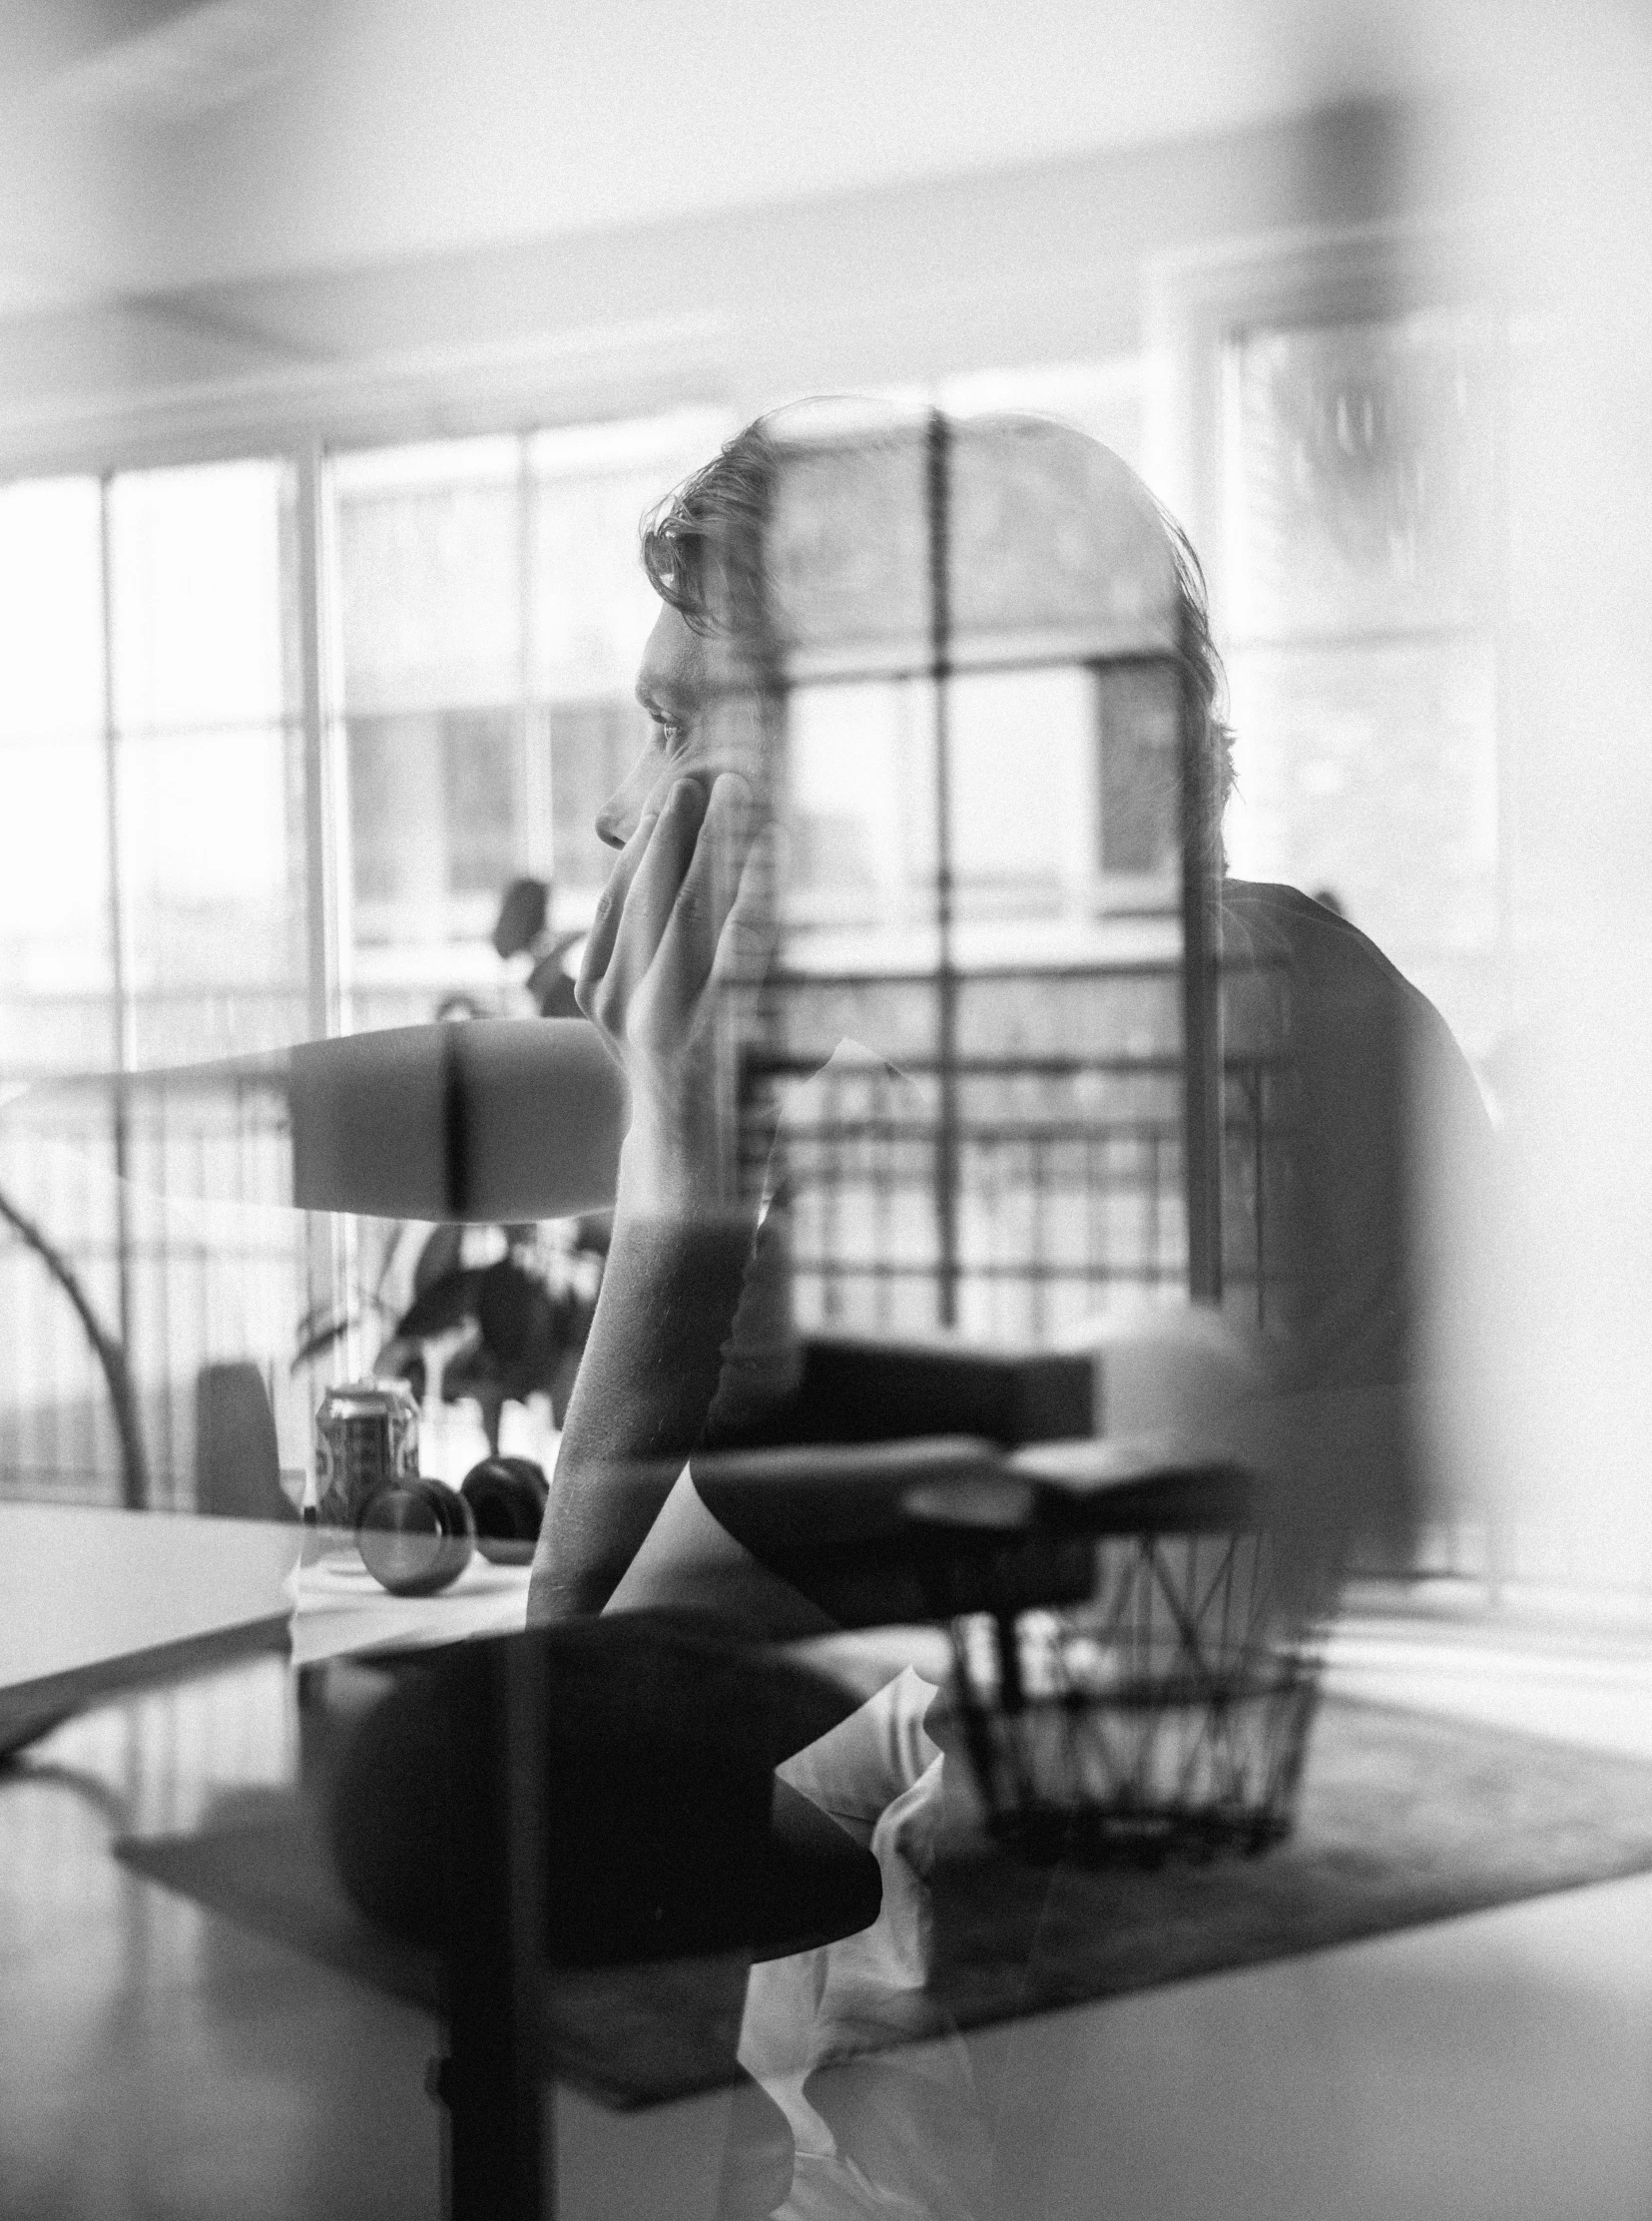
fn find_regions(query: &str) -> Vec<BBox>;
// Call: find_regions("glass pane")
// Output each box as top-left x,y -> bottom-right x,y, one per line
949,416 -> 1177,654
333,438 -> 520,715
530,466 -> 661,697
441,710 -> 520,895
780,667 -> 1157,939
783,681 -> 929,934
346,707 -> 522,931
346,712 -> 446,921
127,989 -> 311,1069
1225,636 -> 1499,956
1227,307 -> 1500,642
0,996 -> 113,1071
0,1067 -> 309,1509
766,416 -> 932,670
545,698 -> 649,898
1097,663 -> 1180,883
0,734 -> 112,1016
756,407 -> 1199,1346
947,668 -> 1092,919
0,1097 -> 123,1500
0,476 -> 103,741
109,461 -> 292,729
528,409 -> 727,701
117,723 -> 306,1036
940,358 -> 1148,481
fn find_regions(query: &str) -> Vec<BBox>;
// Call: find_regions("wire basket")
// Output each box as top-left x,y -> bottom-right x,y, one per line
908,1444 -> 1345,1868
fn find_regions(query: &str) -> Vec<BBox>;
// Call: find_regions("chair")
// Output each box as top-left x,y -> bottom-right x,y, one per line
195,1361 -> 296,1522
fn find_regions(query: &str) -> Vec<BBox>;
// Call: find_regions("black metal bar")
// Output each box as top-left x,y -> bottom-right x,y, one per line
925,410 -> 961,1329
442,1639 -> 548,2221
1177,603 -> 1225,1307
781,639 -> 1216,689
787,1255 -> 1193,1283
97,475 -> 144,1510
745,1050 -> 1291,1079
1250,1064 -> 1268,1330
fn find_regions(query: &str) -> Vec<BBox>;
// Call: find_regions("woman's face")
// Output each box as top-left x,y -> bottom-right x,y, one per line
596,603 -> 771,850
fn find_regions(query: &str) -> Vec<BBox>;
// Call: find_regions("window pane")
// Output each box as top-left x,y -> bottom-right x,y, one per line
785,682 -> 922,929
950,418 -> 1176,654
546,699 -> 647,897
940,359 -> 1148,482
347,709 -> 521,934
346,713 -> 446,922
0,734 -> 112,1013
442,710 -> 519,895
0,477 -> 104,741
334,438 -> 520,715
947,668 -> 1092,915
117,723 -> 306,1004
1097,663 -> 1179,881
531,468 -> 658,697
0,480 -> 112,1062
768,418 -> 932,667
1225,636 -> 1499,955
109,461 -> 292,729
1228,308 -> 1500,642
526,408 -> 734,701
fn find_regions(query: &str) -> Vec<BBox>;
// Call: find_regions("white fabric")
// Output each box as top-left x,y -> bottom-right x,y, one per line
740,1669 -> 995,2221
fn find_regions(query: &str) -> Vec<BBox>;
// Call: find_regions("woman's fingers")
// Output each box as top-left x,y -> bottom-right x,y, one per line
653,773 -> 761,1002
709,821 -> 781,993
576,800 -> 663,1011
588,778 -> 709,1028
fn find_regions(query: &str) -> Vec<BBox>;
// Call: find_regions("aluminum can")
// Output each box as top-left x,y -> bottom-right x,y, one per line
313,1379 -> 419,1528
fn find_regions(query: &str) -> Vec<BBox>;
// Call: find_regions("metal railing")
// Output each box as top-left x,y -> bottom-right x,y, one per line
752,1049 -> 1295,1343
0,1072 -> 306,1509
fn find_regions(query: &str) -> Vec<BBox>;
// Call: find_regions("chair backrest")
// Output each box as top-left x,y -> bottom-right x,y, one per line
325,1612 -> 881,1968
195,1361 -> 293,1521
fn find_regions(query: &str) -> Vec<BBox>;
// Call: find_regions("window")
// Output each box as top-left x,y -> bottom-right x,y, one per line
329,409 -> 726,1011
1096,663 -> 1180,884
545,699 -> 649,894
1220,305 -> 1505,1048
108,460 -> 307,1066
0,477 -> 111,1071
0,461 -> 306,1073
0,458 -> 306,1506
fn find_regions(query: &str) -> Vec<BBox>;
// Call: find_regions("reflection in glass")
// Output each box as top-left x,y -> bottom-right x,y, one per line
334,438 -> 521,716
1227,638 -> 1499,967
1223,307 -> 1506,1057
108,462 -> 291,732
1227,307 -> 1500,643
0,476 -> 104,742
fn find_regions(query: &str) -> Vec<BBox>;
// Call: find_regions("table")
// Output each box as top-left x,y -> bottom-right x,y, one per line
0,1498 -> 534,1753
0,1499 -> 299,1755
290,1526 -> 530,1668
7,1499 -> 1652,2218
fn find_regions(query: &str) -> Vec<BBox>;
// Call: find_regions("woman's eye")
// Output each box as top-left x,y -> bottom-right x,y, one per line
653,719 -> 685,752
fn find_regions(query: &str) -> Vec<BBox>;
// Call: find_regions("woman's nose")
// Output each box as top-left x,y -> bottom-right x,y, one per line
595,796 -> 630,850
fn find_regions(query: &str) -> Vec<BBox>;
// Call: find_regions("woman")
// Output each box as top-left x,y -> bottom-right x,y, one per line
525,402 -> 1216,1634
516,408 -> 1229,2216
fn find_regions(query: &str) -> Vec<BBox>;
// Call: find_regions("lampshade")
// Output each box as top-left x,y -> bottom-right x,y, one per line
286,1019 -> 626,1222
9,1019 -> 628,1226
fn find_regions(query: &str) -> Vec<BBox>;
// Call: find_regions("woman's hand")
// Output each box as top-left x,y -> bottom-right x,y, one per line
577,767 -> 775,1211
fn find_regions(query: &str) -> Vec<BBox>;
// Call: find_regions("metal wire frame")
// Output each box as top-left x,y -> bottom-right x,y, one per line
942,1521 -> 1340,1865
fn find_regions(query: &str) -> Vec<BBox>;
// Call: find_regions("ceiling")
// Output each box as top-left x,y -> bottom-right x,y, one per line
0,0 -> 1598,321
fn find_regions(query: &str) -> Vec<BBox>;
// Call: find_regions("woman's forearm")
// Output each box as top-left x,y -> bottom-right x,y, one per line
526,1185 -> 758,1620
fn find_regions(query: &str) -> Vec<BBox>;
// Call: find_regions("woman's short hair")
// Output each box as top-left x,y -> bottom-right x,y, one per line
640,407 -> 1236,831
